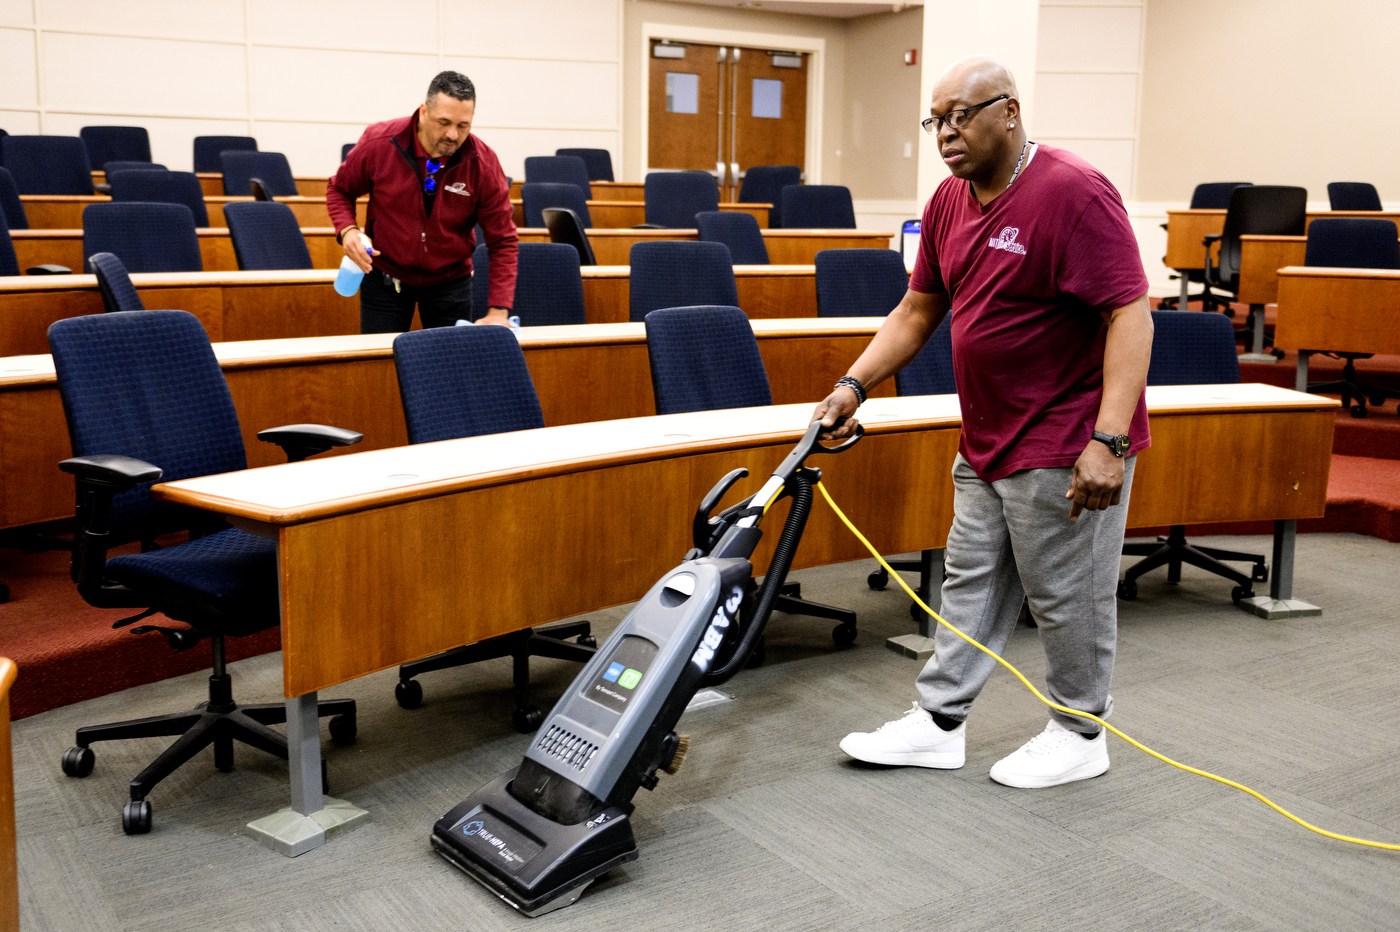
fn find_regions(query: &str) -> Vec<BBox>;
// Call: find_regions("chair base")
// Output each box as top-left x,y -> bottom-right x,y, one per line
1118,525 -> 1268,603
776,581 -> 858,646
1308,356 -> 1400,418
397,620 -> 597,732
65,667 -> 355,834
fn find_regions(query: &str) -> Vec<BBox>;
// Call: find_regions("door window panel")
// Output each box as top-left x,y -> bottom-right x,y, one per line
752,79 -> 782,119
666,73 -> 699,114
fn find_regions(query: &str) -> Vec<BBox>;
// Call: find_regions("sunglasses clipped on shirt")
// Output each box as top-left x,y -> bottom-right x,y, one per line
423,158 -> 443,193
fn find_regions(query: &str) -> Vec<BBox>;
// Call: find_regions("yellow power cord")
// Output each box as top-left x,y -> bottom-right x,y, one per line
813,479 -> 1400,852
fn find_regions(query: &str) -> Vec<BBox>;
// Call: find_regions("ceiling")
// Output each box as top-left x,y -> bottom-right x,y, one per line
653,0 -> 921,19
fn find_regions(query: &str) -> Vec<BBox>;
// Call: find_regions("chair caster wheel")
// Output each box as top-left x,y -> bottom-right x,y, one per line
122,799 -> 152,835
1251,563 -> 1269,583
1370,394 -> 1386,408
832,623 -> 857,646
1350,404 -> 1367,418
1231,585 -> 1253,604
61,745 -> 95,777
328,714 -> 357,745
0,583 -> 8,603
395,679 -> 423,709
577,634 -> 597,648
513,706 -> 544,733
867,568 -> 889,591
1117,579 -> 1138,601
909,601 -> 929,622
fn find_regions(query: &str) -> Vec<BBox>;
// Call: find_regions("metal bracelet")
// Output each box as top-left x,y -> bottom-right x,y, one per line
835,376 -> 867,405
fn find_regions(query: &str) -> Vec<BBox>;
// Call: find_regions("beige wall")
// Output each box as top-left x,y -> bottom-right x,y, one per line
1137,0 -> 1399,205
0,0 -> 624,179
841,6 -> 922,201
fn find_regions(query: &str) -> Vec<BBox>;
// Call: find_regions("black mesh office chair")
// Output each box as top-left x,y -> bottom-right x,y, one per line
643,305 -> 858,654
542,208 -> 596,266
1299,218 -> 1400,417
1202,185 -> 1307,357
49,310 -> 362,834
1159,182 -> 1250,310
390,325 -> 596,729
1327,182 -> 1383,211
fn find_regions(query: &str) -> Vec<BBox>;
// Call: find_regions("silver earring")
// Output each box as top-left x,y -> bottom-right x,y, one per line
1008,122 -> 1015,129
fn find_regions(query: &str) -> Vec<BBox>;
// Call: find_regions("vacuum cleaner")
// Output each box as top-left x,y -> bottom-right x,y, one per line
431,420 -> 863,916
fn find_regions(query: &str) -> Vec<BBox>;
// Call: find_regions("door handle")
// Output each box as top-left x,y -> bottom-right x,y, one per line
715,161 -> 727,185
730,163 -> 740,185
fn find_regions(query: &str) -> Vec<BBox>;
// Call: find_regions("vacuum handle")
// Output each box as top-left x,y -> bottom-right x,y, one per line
772,420 -> 863,485
693,467 -> 749,551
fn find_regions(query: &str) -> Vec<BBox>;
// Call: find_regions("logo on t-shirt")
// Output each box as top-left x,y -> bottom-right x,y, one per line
987,226 -> 1027,256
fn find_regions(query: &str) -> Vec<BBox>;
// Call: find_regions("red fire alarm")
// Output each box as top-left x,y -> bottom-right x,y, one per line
904,49 -> 918,66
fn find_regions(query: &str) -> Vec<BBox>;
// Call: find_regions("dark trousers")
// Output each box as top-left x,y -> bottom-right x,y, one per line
359,271 -> 473,334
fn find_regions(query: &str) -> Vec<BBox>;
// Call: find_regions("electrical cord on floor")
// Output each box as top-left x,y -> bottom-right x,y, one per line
815,480 -> 1400,852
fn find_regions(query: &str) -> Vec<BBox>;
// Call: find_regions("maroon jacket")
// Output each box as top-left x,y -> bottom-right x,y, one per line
327,110 -> 518,307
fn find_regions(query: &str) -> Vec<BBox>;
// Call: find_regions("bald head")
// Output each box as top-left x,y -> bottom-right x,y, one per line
926,54 -> 1026,199
933,55 -> 1020,103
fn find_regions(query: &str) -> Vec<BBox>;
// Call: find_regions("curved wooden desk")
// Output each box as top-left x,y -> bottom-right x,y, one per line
19,194 -> 366,231
509,199 -> 769,229
0,658 -> 14,932
517,228 -> 894,265
0,318 -> 888,530
10,227 -> 345,275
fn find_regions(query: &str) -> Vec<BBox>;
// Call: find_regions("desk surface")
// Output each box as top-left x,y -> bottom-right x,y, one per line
1163,209 -> 1400,271
1274,266 -> 1400,355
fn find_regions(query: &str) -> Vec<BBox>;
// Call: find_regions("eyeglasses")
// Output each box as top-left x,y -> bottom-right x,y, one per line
921,95 -> 1009,135
423,157 -> 443,193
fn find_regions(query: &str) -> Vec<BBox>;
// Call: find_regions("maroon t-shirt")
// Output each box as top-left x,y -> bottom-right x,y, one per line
909,144 -> 1150,481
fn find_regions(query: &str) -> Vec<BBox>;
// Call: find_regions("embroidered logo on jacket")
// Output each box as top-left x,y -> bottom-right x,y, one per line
444,182 -> 470,196
986,226 -> 1027,255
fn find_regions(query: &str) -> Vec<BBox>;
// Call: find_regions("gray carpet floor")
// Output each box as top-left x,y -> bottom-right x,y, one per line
12,532 -> 1400,931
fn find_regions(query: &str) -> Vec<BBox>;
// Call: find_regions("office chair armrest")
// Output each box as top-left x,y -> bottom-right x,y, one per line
257,424 -> 364,463
60,455 -> 163,488
25,264 -> 72,275
1159,222 -> 1168,231
94,183 -> 111,195
1202,233 -> 1222,245
59,455 -> 162,608
631,223 -> 667,229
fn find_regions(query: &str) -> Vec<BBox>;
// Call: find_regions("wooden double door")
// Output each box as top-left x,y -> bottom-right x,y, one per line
648,40 -> 808,200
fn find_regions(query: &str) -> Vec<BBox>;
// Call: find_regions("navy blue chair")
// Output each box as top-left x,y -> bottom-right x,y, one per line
220,151 -> 297,197
1327,182 -> 1383,211
738,165 -> 801,228
555,148 -> 614,182
815,249 -> 908,317
0,205 -> 19,278
108,169 -> 210,227
782,185 -> 856,229
0,166 -> 26,230
521,182 -> 591,228
644,304 -> 859,646
88,252 -> 144,312
104,160 -> 165,175
696,211 -> 769,265
80,126 -> 150,168
194,135 -> 257,174
643,171 -> 719,228
48,309 -> 360,834
390,324 -> 595,727
1301,218 -> 1400,417
523,156 -> 592,200
629,241 -> 738,322
471,241 -> 585,326
1119,311 -> 1265,604
82,202 -> 202,273
340,143 -> 354,162
223,201 -> 313,271
1160,182 -> 1251,310
0,136 -> 93,195
871,313 -> 958,602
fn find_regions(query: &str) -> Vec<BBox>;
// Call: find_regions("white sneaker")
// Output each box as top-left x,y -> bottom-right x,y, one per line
989,719 -> 1109,788
839,702 -> 965,769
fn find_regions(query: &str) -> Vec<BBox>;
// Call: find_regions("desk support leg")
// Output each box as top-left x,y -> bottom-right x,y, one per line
1239,303 -> 1277,364
246,692 -> 370,857
888,548 -> 945,661
1295,351 -> 1311,393
1237,519 -> 1321,619
1178,272 -> 1190,309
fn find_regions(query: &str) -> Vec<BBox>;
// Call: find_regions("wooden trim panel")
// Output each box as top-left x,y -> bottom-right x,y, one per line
1275,266 -> 1400,355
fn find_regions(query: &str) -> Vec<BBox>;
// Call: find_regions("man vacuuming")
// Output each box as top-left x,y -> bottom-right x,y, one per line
813,55 -> 1154,788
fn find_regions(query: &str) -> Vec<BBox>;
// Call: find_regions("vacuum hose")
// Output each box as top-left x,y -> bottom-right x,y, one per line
701,472 -> 812,687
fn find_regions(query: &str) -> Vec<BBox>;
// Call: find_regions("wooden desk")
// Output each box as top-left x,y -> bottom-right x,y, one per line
10,227 -> 344,275
510,200 -> 769,229
0,263 -> 830,354
0,658 -> 14,932
88,172 -> 331,199
518,227 -> 893,265
21,195 -> 366,230
0,318 -> 888,530
509,180 -> 644,201
1275,266 -> 1400,391
147,383 -> 1333,851
1237,231 -> 1400,307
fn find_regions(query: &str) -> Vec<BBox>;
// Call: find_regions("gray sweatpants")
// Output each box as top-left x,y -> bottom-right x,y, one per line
916,453 -> 1136,735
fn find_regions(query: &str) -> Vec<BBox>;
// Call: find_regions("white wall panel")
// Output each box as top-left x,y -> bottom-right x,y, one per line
443,0 -> 617,62
0,0 -> 33,26
0,109 -> 41,134
252,46 -> 437,124
0,27 -> 38,107
249,0 -> 436,54
475,128 -> 620,181
42,33 -> 246,117
255,120 -> 370,177
38,0 -> 244,42
41,112 -> 249,170
443,57 -> 616,131
1033,73 -> 1137,137
1036,6 -> 1142,73
1037,138 -> 1134,196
